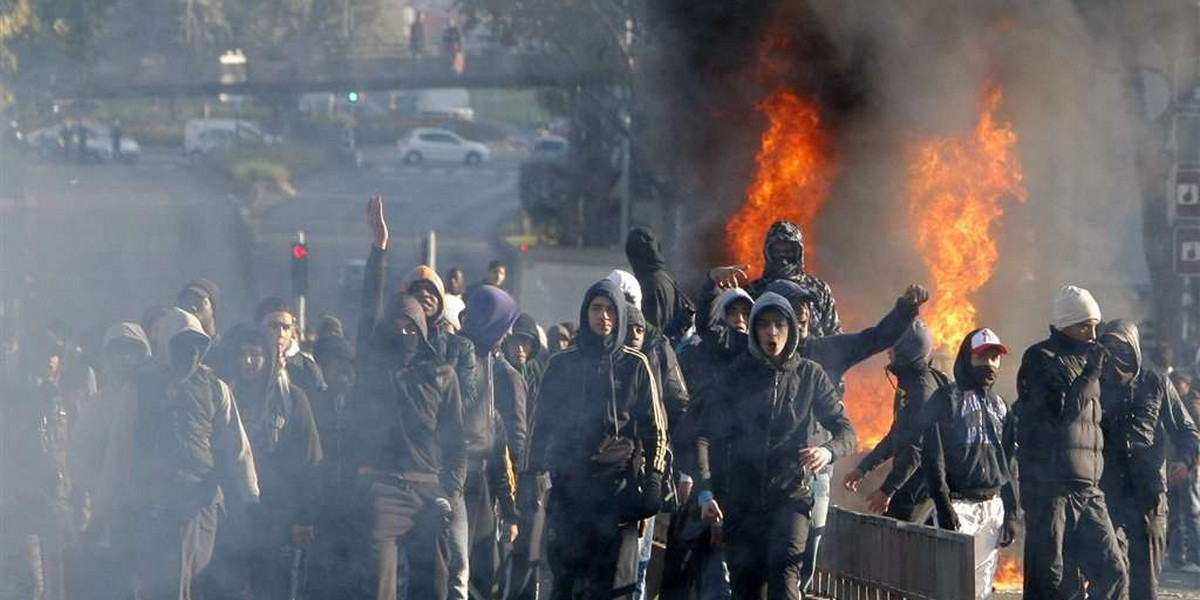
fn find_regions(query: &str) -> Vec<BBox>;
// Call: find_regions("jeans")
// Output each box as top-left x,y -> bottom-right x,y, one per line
635,515 -> 656,600
447,494 -> 470,600
1169,476 -> 1200,564
701,547 -> 732,600
798,471 -> 830,594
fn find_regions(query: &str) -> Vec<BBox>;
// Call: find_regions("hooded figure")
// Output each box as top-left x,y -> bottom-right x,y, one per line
742,221 -> 841,338
694,293 -> 854,600
1098,320 -> 1200,600
626,227 -> 695,343
177,278 -> 220,339
133,308 -> 258,600
920,328 -> 1021,599
850,320 -> 948,523
355,241 -> 467,600
402,264 -> 478,424
1015,287 -> 1127,600
529,279 -> 667,600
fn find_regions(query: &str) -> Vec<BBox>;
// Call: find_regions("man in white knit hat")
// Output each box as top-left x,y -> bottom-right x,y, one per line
1014,285 -> 1128,600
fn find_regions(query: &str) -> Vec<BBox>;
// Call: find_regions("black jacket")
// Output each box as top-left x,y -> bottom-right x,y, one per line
643,324 -> 689,430
799,298 -> 918,385
626,227 -> 690,343
485,350 -> 529,466
923,330 -> 1018,527
742,222 -> 841,337
696,293 -> 855,512
1014,328 -> 1105,487
353,245 -> 467,497
1099,319 -> 1200,498
859,363 -> 948,496
430,320 -> 478,420
529,280 -> 668,488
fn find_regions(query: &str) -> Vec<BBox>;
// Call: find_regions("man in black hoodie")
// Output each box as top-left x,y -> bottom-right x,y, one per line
1014,285 -> 1126,600
1098,319 -> 1200,600
922,328 -> 1021,599
695,292 -> 855,600
626,226 -> 693,343
529,278 -> 668,600
352,196 -> 466,600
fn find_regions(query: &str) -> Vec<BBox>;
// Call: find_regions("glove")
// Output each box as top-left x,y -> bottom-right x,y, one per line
640,471 -> 664,518
1083,342 -> 1107,376
999,512 -> 1023,548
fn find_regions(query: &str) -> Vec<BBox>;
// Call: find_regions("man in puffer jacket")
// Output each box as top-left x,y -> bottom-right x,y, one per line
695,293 -> 855,600
1099,319 -> 1200,600
529,279 -> 667,600
1014,285 -> 1127,600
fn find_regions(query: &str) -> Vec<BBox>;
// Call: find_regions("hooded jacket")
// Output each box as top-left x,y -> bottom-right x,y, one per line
402,263 -> 479,419
922,329 -> 1018,526
695,293 -> 855,511
1099,319 -> 1200,498
1014,327 -> 1105,488
743,221 -> 841,338
626,227 -> 691,342
529,280 -> 668,490
134,308 -> 259,514
70,322 -> 152,524
461,284 -> 525,461
355,246 -> 467,497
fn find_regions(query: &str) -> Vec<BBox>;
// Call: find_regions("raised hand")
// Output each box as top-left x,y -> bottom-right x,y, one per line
367,195 -> 388,249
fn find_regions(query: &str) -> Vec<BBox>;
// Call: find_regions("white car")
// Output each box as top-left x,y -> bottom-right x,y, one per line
26,124 -> 140,162
184,119 -> 280,157
397,128 -> 489,166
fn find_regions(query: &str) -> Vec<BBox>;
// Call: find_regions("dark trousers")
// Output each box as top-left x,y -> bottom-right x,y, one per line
365,478 -> 450,600
885,476 -> 934,525
505,483 -> 548,600
133,500 -> 219,600
1110,491 -> 1167,600
725,502 -> 810,600
1169,476 -> 1200,564
466,466 -> 499,600
548,492 -> 639,600
1021,485 -> 1128,600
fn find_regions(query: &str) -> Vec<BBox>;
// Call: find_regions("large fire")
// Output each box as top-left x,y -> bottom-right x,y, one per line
909,85 -> 1028,350
725,90 -> 836,275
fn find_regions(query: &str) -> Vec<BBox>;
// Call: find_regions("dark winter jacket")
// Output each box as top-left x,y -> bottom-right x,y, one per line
643,323 -> 689,430
1014,328 -> 1105,488
462,285 -> 523,460
922,329 -> 1018,528
1099,319 -> 1200,498
353,245 -> 467,498
285,350 -> 327,399
743,221 -> 841,337
626,226 -> 691,343
695,293 -> 856,512
529,280 -> 668,491
133,309 -> 259,514
401,265 -> 480,428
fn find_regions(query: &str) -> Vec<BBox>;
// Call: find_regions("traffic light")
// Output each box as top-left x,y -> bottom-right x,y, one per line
291,240 -> 309,296
347,91 -> 360,104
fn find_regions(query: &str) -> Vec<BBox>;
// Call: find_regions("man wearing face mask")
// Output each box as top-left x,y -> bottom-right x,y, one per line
1014,285 -> 1127,600
921,329 -> 1021,599
132,308 -> 259,600
845,320 -> 949,524
1097,319 -> 1200,600
529,279 -> 668,600
707,221 -> 841,338
352,196 -> 466,600
695,293 -> 855,600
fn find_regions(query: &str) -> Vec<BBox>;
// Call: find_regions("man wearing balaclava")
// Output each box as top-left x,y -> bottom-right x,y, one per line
528,279 -> 667,600
708,221 -> 841,338
350,196 -> 467,600
626,226 -> 695,344
845,320 -> 950,524
1098,319 -> 1200,600
132,308 -> 259,600
921,328 -> 1021,600
694,293 -> 855,600
1014,285 -> 1127,600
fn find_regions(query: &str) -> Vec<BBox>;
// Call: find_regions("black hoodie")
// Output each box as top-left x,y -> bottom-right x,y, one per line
528,280 -> 667,489
742,221 -> 842,338
922,329 -> 1018,527
1099,319 -> 1200,498
626,227 -> 691,342
695,293 -> 855,512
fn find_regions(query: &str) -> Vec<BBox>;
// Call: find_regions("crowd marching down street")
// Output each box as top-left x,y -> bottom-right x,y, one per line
4,195 -> 1200,600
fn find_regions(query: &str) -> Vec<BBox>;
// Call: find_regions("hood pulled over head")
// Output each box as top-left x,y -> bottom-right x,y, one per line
712,287 -> 753,327
605,269 -> 642,310
510,313 -> 544,356
401,265 -> 447,321
890,319 -> 934,372
578,279 -> 627,357
462,285 -> 520,353
763,220 -> 805,280
103,321 -> 151,362
625,226 -> 666,273
747,292 -> 798,365
1100,318 -> 1143,382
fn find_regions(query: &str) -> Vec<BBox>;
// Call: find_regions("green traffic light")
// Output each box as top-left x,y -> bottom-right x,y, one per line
347,91 -> 360,103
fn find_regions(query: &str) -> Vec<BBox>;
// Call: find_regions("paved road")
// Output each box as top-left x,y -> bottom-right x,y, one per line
7,147 -> 519,336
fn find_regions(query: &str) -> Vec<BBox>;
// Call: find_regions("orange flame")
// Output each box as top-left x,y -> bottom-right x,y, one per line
725,90 -> 836,276
843,362 -> 896,450
909,85 -> 1027,350
993,555 -> 1024,592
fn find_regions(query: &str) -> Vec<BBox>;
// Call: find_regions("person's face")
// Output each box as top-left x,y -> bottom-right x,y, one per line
587,296 -> 616,338
239,343 -> 266,381
725,301 -> 750,334
795,303 -> 811,340
323,358 -> 355,393
754,310 -> 790,359
488,266 -> 507,286
503,336 -> 533,367
411,282 -> 441,319
1061,319 -> 1099,343
393,315 -> 420,337
768,240 -> 798,264
180,290 -> 213,325
1178,380 -> 1192,397
262,311 -> 295,359
553,332 -> 571,352
627,323 -> 646,351
448,271 -> 465,294
45,354 -> 61,381
970,349 -> 1003,372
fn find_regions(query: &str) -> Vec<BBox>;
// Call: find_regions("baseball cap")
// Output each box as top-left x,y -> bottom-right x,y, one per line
970,328 -> 1009,356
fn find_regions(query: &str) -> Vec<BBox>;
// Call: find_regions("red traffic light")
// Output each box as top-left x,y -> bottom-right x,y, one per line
292,243 -> 309,260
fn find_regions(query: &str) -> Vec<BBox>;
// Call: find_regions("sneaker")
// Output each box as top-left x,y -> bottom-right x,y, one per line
1179,562 -> 1200,574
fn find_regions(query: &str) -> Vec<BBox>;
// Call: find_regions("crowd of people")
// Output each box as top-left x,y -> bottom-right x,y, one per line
2,196 -> 1199,600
